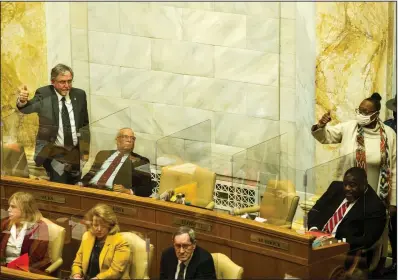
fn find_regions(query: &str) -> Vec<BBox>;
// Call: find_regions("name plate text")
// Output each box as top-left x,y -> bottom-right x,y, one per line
173,217 -> 212,232
34,193 -> 65,204
250,233 -> 289,251
112,205 -> 137,216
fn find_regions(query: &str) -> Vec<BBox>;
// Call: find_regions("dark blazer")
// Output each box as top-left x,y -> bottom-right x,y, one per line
17,85 -> 90,165
0,218 -> 51,274
159,245 -> 216,280
308,181 -> 386,251
81,150 -> 153,197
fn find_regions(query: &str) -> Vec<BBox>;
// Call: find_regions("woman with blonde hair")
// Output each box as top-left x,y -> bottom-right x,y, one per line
71,203 -> 130,279
0,192 -> 51,273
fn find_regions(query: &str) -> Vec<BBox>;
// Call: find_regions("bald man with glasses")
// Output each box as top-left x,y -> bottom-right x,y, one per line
80,128 -> 152,197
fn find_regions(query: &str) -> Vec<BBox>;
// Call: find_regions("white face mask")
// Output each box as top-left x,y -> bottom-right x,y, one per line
356,111 -> 378,126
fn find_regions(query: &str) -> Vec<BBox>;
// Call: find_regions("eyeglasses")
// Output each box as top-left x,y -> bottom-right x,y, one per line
55,79 -> 73,86
118,135 -> 136,141
355,108 -> 378,116
173,243 -> 193,250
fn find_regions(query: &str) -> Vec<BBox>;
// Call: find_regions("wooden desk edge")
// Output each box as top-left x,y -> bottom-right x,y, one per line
1,175 -> 313,242
0,267 -> 57,279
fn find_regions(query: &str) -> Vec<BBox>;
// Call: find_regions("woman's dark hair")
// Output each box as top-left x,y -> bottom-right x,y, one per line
365,92 -> 382,111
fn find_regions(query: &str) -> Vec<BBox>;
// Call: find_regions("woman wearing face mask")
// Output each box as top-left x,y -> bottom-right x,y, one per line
311,93 -> 396,273
0,192 -> 51,274
71,204 -> 130,279
311,93 -> 396,210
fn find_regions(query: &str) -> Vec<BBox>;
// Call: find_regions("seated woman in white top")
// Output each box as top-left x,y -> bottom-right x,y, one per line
0,192 -> 51,274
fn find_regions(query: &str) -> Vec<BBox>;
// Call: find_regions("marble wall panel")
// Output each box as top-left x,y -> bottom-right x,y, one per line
280,19 -> 295,54
89,63 -> 121,97
245,84 -> 279,120
151,39 -> 214,77
120,68 -> 184,106
71,28 -> 88,61
246,16 -> 279,53
89,97 -> 131,129
213,2 -> 279,18
88,31 -> 151,69
153,104 -> 214,137
295,2 -> 316,174
159,2 -> 214,11
182,9 -> 246,48
215,47 -> 279,86
120,3 -> 182,40
72,60 -> 90,94
45,2 -> 71,73
281,2 -> 296,19
280,87 -> 296,122
214,112 -> 280,148
134,132 -> 164,164
88,2 -> 119,33
70,2 -> 87,29
183,76 -> 246,114
1,2 -> 48,152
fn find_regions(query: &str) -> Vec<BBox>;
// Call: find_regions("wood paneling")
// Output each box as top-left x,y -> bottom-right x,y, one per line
0,175 -> 349,279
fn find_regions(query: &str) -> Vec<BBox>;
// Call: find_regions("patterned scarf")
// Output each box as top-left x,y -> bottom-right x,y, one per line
355,120 -> 391,205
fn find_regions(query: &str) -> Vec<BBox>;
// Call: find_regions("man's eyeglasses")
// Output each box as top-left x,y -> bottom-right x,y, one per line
118,135 -> 136,141
173,243 -> 193,250
355,108 -> 378,116
55,80 -> 73,86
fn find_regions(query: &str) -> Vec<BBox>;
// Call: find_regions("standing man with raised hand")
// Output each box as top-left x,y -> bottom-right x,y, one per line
16,63 -> 90,185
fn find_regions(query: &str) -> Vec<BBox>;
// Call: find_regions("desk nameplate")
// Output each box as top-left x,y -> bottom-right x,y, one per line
112,205 -> 137,217
250,233 -> 289,251
173,217 -> 212,232
34,193 -> 66,204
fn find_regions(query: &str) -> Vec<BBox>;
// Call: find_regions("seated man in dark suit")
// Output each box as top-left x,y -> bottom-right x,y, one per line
80,128 -> 152,197
308,167 -> 386,268
160,226 -> 216,280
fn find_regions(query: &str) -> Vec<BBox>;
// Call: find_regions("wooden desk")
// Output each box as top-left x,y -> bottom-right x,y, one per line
0,176 -> 349,279
0,267 -> 57,280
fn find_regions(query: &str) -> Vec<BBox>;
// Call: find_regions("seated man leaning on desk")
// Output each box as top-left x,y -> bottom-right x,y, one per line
79,128 -> 153,197
308,167 -> 386,267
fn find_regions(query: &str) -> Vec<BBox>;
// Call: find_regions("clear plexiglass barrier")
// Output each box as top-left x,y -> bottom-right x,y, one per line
154,120 -> 215,209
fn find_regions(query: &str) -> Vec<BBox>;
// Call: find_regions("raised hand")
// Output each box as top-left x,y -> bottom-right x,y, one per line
17,85 -> 29,104
317,111 -> 331,128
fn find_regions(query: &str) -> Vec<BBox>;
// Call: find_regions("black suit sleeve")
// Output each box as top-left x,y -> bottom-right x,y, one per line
307,182 -> 341,230
78,91 -> 90,157
196,256 -> 217,279
347,201 -> 386,250
132,157 -> 153,197
159,251 -> 168,280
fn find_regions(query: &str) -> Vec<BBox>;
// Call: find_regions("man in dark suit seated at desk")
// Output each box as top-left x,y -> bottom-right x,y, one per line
80,128 -> 152,197
160,226 -> 216,280
308,167 -> 386,268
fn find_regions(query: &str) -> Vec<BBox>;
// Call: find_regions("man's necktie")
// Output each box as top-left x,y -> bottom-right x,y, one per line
177,262 -> 186,280
61,97 -> 73,148
323,202 -> 350,233
97,153 -> 124,188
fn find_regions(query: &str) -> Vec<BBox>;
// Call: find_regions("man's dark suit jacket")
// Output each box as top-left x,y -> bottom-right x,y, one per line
308,181 -> 386,251
159,245 -> 216,280
17,85 -> 90,166
81,150 -> 153,197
